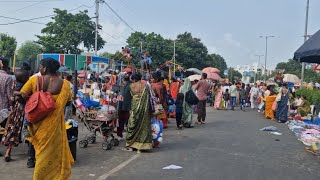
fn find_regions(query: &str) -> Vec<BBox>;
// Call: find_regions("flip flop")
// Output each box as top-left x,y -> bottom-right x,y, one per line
305,147 -> 320,157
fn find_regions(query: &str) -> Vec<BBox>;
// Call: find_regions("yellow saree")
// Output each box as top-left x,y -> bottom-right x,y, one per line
21,76 -> 74,180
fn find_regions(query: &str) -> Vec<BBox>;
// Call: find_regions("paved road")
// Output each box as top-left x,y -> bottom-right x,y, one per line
1,107 -> 320,180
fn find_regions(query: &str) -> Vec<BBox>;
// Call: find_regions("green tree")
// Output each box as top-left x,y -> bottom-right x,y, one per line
36,8 -> 105,54
276,59 -> 301,77
175,32 -> 208,69
16,41 -> 43,68
0,33 -> 17,59
228,68 -> 242,82
275,59 -> 320,83
126,32 -> 173,66
204,54 -> 228,73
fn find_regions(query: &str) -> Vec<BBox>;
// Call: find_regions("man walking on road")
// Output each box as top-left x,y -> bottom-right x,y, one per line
194,73 -> 210,124
249,83 -> 259,109
230,83 -> 237,110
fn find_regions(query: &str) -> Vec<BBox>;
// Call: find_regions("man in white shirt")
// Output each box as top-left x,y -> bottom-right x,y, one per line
249,83 -> 259,109
229,83 -> 237,110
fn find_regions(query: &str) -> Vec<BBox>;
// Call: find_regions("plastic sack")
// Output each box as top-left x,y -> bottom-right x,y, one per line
81,96 -> 100,109
151,117 -> 163,142
258,102 -> 265,110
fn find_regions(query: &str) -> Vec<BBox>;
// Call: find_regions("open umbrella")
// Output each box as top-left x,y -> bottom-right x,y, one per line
202,67 -> 220,74
187,74 -> 201,81
58,66 -> 70,73
294,29 -> 320,63
283,74 -> 300,83
186,68 -> 202,75
207,72 -> 221,80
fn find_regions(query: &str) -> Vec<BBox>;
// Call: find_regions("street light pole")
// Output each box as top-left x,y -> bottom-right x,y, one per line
255,54 -> 264,81
260,35 -> 274,82
301,0 -> 310,83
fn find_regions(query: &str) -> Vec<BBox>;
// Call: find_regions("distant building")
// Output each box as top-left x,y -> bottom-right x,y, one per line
235,63 -> 273,84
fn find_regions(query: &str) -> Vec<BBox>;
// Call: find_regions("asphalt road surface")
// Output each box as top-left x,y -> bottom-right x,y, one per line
1,107 -> 320,180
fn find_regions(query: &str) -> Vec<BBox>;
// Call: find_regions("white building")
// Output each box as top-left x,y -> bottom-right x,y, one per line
235,63 -> 273,84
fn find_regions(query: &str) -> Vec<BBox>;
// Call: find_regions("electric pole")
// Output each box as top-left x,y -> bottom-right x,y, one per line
301,0 -> 310,83
255,54 -> 264,81
173,40 -> 176,73
94,0 -> 101,56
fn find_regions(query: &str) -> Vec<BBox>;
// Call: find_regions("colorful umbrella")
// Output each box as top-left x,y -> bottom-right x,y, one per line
207,72 -> 221,80
187,74 -> 201,81
202,67 -> 220,74
123,68 -> 132,73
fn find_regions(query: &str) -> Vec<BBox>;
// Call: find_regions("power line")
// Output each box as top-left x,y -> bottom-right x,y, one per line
102,1 -> 136,32
8,0 -> 63,13
0,4 -> 95,26
0,15 -> 45,25
0,0 -> 62,2
0,15 -> 52,25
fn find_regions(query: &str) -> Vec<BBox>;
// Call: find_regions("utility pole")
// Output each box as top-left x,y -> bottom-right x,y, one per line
260,35 -> 274,82
140,41 -> 143,73
301,0 -> 310,83
94,0 -> 101,56
173,40 -> 176,73
255,54 -> 264,81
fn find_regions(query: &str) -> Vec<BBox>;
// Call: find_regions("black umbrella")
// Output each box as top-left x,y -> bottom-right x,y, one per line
294,29 -> 320,63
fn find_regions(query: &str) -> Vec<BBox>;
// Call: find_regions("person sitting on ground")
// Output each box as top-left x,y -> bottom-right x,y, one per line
292,95 -> 303,110
297,95 -> 311,117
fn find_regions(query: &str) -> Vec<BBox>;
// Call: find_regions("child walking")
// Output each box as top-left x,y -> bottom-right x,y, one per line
175,93 -> 184,130
223,89 -> 230,110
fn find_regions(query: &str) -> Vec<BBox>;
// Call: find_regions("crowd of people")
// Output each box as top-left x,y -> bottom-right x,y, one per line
0,57 -> 213,179
209,80 -> 312,123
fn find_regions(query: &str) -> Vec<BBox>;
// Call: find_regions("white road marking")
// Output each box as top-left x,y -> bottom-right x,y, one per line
96,154 -> 140,180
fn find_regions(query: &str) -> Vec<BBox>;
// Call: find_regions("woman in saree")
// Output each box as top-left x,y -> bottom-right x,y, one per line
275,85 -> 290,123
179,78 -> 193,128
151,73 -> 168,128
264,91 -> 277,120
16,58 -> 74,180
214,84 -> 223,109
125,73 -> 152,153
297,95 -> 311,117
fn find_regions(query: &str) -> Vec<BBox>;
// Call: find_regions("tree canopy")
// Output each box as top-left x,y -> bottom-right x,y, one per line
0,33 -> 17,59
275,59 -> 320,83
16,41 -> 43,68
126,31 -> 227,71
36,8 -> 105,54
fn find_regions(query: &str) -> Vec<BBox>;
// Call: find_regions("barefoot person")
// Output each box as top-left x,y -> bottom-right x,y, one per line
125,73 -> 152,153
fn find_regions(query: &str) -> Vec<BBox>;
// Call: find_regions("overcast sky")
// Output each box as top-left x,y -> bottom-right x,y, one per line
0,0 -> 319,69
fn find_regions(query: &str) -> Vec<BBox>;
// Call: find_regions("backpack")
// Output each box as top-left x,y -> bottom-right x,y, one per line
25,76 -> 56,123
185,89 -> 199,105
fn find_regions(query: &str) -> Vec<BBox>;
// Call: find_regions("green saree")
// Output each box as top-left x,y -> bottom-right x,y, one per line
126,85 -> 152,150
179,78 -> 193,127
